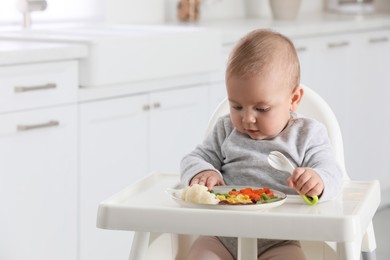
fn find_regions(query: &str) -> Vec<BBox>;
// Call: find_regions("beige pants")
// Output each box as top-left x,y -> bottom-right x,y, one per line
186,236 -> 306,260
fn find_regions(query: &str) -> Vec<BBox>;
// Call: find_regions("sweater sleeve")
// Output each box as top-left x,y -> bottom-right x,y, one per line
180,116 -> 230,186
301,121 -> 344,202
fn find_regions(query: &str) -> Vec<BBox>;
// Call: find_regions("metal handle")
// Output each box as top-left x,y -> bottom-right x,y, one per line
153,102 -> 161,109
327,41 -> 350,49
17,120 -> 59,132
14,83 -> 57,93
296,46 -> 307,53
369,37 -> 389,44
143,103 -> 161,110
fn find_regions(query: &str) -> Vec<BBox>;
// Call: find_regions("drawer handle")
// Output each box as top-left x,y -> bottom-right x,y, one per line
369,37 -> 389,44
327,41 -> 349,48
14,83 -> 57,93
17,120 -> 60,131
296,46 -> 307,52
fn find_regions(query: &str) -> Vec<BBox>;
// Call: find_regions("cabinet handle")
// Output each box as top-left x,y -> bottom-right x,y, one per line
296,46 -> 307,52
327,41 -> 349,49
153,102 -> 161,109
143,104 -> 151,111
14,83 -> 57,93
369,37 -> 389,44
17,120 -> 59,132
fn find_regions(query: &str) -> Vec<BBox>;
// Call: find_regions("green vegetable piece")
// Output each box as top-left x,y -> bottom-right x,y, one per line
261,193 -> 270,200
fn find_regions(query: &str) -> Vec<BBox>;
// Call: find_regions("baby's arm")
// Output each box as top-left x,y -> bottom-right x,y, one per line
287,168 -> 324,197
190,170 -> 225,190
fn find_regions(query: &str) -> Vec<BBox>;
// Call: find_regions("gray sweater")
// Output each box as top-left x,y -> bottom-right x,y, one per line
180,113 -> 343,258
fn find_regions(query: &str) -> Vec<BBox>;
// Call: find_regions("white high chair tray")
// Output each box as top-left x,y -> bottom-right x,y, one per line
97,172 -> 380,260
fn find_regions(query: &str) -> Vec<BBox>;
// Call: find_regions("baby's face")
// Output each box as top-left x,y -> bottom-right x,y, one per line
226,73 -> 294,140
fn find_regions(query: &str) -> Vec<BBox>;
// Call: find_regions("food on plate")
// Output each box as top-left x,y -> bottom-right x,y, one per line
181,185 -> 279,205
212,187 -> 278,205
181,184 -> 219,205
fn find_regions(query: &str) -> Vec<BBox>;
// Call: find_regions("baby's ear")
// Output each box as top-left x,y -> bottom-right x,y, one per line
290,86 -> 304,112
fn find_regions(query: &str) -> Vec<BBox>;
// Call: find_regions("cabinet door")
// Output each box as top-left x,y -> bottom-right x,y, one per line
209,82 -> 228,114
79,95 -> 149,260
0,106 -> 77,260
347,31 -> 390,188
149,86 -> 209,173
293,37 -> 318,88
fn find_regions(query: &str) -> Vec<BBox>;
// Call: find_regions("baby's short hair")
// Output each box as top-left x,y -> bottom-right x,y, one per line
226,29 -> 300,89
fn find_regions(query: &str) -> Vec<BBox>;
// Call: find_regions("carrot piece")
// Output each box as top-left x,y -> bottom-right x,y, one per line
229,190 -> 239,195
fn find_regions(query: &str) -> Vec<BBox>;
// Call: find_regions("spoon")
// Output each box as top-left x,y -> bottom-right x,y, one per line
267,151 -> 319,206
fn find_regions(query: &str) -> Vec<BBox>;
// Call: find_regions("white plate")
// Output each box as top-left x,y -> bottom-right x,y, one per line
167,186 -> 287,211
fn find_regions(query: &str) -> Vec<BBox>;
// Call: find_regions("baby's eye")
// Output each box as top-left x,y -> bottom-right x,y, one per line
256,107 -> 270,112
231,105 -> 242,110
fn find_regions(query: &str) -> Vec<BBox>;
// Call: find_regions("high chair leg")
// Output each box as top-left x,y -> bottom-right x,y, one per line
238,237 -> 257,260
171,234 -> 195,260
129,231 -> 150,260
361,251 -> 377,260
336,241 -> 361,260
361,222 -> 377,260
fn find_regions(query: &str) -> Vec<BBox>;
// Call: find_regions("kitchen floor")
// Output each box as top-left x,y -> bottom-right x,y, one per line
373,206 -> 390,260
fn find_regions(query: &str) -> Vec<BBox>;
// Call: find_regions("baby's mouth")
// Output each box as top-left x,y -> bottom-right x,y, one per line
246,129 -> 259,134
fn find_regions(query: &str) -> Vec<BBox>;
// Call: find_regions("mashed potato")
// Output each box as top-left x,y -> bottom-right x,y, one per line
181,184 -> 219,205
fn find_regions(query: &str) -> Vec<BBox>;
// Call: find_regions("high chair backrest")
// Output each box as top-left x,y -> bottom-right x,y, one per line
205,85 -> 349,180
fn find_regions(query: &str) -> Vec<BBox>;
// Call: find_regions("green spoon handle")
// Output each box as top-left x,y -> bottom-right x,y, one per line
300,194 -> 319,206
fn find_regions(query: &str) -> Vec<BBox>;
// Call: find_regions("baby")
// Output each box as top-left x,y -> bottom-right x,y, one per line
180,29 -> 343,260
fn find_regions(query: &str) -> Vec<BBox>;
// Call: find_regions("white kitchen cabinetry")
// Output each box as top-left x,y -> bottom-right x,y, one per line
348,30 -> 390,201
209,81 -> 228,116
149,86 -> 210,173
79,94 -> 148,260
0,61 -> 78,260
294,33 -> 355,137
79,84 -> 209,260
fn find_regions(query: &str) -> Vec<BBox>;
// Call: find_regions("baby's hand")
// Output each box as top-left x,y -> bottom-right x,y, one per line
287,167 -> 324,197
190,170 -> 225,190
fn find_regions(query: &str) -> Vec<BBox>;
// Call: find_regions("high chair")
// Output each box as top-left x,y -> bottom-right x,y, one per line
201,84 -> 378,260
96,85 -> 380,260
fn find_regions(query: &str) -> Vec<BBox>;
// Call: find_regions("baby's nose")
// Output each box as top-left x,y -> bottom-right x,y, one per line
242,111 -> 256,124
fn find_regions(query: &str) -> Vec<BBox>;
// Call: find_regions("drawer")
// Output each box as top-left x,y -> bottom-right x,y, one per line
0,104 -> 76,137
0,60 -> 78,113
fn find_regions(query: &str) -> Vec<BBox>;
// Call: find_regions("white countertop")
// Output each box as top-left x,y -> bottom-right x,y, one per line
1,12 -> 390,80
173,12 -> 390,45
0,40 -> 88,66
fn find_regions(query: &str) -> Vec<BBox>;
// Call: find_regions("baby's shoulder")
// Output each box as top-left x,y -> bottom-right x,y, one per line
216,114 -> 235,134
291,113 -> 327,133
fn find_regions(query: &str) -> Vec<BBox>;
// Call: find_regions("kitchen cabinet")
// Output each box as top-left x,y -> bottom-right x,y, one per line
0,60 -> 79,260
294,33 -> 355,137
209,81 -> 228,116
347,30 -> 390,199
79,94 -> 148,260
149,85 -> 210,173
79,84 -> 210,260
0,104 -> 78,260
